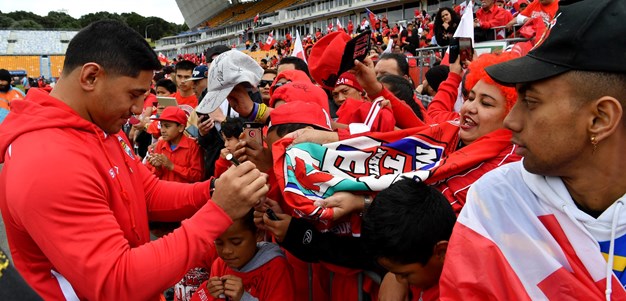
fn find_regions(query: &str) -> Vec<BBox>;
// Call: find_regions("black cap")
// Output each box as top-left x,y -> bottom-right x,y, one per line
0,69 -> 11,82
205,45 -> 231,63
425,65 -> 450,92
486,0 -> 626,85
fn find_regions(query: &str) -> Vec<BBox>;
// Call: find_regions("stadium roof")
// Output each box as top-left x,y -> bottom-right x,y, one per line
176,0 -> 234,29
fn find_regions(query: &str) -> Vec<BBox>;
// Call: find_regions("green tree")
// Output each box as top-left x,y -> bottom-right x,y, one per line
10,19 -> 43,29
46,11 -> 80,29
78,12 -> 124,28
0,15 -> 15,28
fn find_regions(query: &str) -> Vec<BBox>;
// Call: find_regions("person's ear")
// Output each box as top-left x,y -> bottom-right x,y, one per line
588,96 -> 623,143
79,63 -> 103,91
433,240 -> 449,263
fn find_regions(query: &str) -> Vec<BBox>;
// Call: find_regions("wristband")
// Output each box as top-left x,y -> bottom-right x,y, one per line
254,103 -> 268,123
246,102 -> 259,121
363,195 -> 373,212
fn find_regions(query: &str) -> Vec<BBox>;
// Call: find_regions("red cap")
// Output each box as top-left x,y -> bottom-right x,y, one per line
335,72 -> 363,92
269,101 -> 332,131
270,82 -> 330,112
270,69 -> 311,95
308,31 -> 351,91
151,106 -> 188,125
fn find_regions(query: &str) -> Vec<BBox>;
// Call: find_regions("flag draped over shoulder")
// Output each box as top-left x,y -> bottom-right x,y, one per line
272,121 -> 516,234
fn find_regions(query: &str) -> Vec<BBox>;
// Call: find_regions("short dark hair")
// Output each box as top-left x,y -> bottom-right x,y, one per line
362,179 -> 456,265
175,60 -> 196,73
565,71 -> 626,126
278,56 -> 311,79
379,75 -> 424,121
234,208 -> 257,233
379,53 -> 409,76
261,59 -> 268,64
268,123 -> 312,138
220,117 -> 245,138
155,79 -> 177,94
63,20 -> 161,77
263,69 -> 277,76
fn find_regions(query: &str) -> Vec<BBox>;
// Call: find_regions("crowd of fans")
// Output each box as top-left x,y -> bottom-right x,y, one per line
3,0 -> 626,301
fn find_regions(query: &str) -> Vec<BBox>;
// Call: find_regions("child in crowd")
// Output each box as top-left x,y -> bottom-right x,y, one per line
145,106 -> 203,183
214,117 -> 245,178
191,209 -> 295,301
362,178 -> 456,301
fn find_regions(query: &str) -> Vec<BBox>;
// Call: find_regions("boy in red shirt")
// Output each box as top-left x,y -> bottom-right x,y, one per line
192,209 -> 295,301
146,106 -> 203,183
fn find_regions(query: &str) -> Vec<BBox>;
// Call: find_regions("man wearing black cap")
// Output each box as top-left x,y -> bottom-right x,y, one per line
0,68 -> 25,124
440,0 -> 626,299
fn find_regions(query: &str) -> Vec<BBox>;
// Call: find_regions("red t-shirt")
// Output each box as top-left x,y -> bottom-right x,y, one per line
173,92 -> 198,108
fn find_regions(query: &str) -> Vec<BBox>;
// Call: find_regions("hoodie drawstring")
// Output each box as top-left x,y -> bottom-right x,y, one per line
606,201 -> 623,301
94,128 -> 141,242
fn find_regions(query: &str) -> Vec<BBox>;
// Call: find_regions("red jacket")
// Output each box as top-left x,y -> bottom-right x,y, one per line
476,5 -> 513,29
0,89 -> 233,300
191,243 -> 296,301
148,135 -> 204,183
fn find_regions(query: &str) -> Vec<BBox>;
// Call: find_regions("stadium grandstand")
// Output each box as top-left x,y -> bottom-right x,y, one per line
160,0 -> 453,57
0,29 -> 78,80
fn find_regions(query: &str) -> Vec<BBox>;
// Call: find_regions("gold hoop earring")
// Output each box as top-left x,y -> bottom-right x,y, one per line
591,135 -> 598,154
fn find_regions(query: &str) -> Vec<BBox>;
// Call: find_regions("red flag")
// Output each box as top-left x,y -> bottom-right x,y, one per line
253,13 -> 259,23
365,8 -> 379,29
336,19 -> 344,31
262,31 -> 275,51
291,30 -> 307,64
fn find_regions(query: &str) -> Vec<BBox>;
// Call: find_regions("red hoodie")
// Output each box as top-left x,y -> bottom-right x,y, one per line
0,89 -> 233,300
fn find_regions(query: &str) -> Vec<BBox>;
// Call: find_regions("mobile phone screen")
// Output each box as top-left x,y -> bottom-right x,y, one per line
338,30 -> 371,76
243,122 -> 264,146
459,38 -> 474,62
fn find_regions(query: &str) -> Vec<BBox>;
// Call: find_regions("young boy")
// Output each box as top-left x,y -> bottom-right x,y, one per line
362,178 -> 456,301
213,117 -> 245,178
146,106 -> 203,183
191,209 -> 295,301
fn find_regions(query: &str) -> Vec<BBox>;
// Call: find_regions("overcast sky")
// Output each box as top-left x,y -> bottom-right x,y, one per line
2,0 -> 185,24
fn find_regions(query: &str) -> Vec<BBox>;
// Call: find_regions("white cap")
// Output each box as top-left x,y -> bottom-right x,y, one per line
196,50 -> 263,114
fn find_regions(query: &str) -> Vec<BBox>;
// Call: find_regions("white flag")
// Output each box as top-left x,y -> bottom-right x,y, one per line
453,1 -> 475,45
291,30 -> 308,64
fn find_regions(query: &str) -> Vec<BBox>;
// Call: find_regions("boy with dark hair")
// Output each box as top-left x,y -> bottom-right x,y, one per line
277,56 -> 311,79
156,78 -> 177,96
362,178 -> 455,300
191,209 -> 295,301
174,60 -> 198,107
214,117 -> 245,178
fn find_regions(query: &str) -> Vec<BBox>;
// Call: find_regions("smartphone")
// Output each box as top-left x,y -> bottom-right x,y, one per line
266,208 -> 280,221
449,37 -> 473,63
337,30 -> 372,76
242,122 -> 263,146
157,96 -> 178,108
196,113 -> 209,123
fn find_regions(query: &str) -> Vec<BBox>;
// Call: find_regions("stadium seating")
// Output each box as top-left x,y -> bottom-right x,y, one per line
0,30 -> 77,55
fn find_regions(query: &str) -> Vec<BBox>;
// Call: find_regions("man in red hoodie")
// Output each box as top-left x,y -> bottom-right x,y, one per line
0,20 -> 268,300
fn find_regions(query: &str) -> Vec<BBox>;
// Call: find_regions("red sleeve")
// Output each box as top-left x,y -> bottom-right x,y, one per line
11,151 -> 231,300
213,156 -> 231,179
370,87 -> 426,128
171,138 -> 203,183
426,72 -> 462,124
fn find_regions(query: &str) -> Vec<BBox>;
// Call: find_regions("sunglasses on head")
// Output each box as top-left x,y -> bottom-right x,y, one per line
258,80 -> 273,87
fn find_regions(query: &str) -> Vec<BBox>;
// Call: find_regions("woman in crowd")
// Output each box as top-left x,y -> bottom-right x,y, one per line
434,7 -> 461,47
